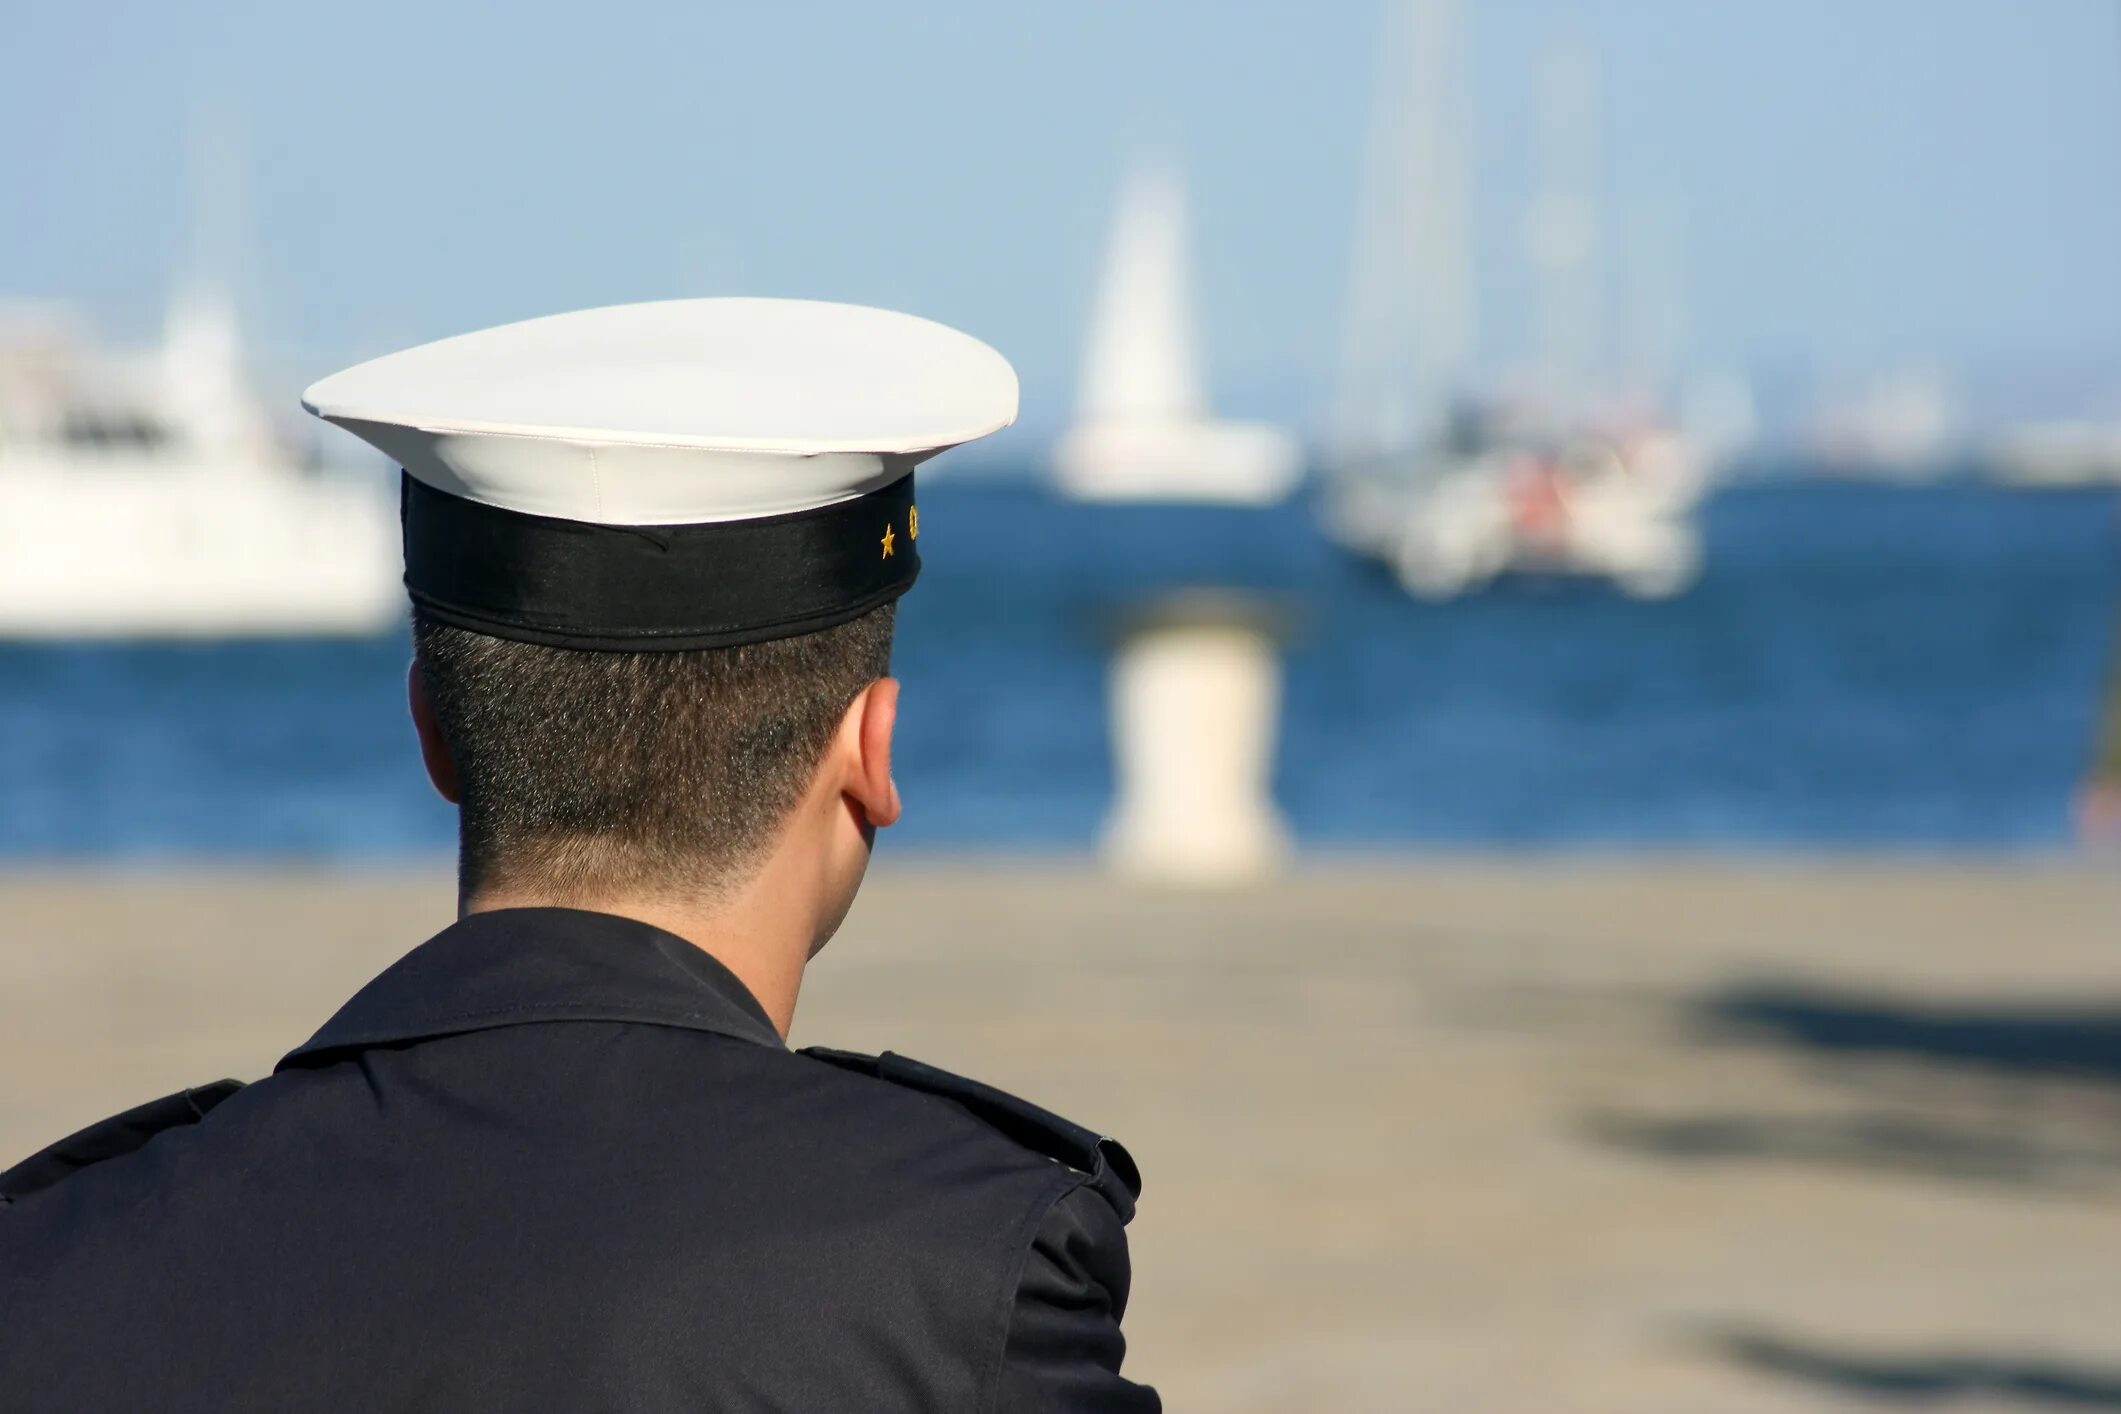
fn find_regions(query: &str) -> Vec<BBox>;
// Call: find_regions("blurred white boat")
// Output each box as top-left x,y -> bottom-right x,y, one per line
1805,370 -> 1959,479
0,290 -> 399,638
1988,421 -> 2121,487
1323,2 -> 1704,600
1052,161 -> 1301,505
1327,427 -> 1704,600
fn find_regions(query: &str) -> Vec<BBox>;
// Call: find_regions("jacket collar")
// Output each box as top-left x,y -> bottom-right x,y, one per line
279,907 -> 783,1069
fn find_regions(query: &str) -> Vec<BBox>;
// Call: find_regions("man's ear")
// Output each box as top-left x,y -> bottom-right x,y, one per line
407,661 -> 463,805
838,675 -> 900,829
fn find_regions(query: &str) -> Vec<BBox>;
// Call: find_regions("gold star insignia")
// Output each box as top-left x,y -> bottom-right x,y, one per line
880,523 -> 896,559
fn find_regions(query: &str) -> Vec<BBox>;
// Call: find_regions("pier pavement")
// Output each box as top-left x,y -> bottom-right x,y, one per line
3,860 -> 2117,1412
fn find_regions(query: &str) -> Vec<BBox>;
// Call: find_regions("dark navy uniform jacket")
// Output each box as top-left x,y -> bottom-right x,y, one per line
0,908 -> 1157,1411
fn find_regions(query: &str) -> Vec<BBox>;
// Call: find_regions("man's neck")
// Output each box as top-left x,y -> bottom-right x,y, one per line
462,882 -> 812,1039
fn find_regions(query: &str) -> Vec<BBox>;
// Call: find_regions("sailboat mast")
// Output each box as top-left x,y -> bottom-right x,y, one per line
1332,0 -> 1475,463
1617,195 -> 1687,414
160,103 -> 279,467
1526,40 -> 1602,428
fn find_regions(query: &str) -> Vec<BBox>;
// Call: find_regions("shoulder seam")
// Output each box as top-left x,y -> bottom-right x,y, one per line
797,1046 -> 1138,1216
0,1079 -> 244,1204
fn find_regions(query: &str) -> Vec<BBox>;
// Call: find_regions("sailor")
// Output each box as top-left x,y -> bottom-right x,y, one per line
0,299 -> 1158,1411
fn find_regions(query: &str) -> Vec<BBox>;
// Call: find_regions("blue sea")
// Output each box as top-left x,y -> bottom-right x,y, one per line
1,480 -> 2115,858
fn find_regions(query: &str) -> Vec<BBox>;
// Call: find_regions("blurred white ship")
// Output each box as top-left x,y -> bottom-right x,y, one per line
1323,1 -> 1704,600
1988,421 -> 2121,486
1805,370 -> 1959,478
1053,160 -> 1302,505
0,288 -> 399,638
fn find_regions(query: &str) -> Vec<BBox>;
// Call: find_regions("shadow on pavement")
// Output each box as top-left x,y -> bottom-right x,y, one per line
1585,1109 -> 2115,1189
1585,981 -> 2121,1189
1698,985 -> 2121,1083
1704,1327 -> 2121,1409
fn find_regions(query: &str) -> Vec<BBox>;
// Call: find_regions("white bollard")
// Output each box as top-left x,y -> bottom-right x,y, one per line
1102,593 -> 1290,884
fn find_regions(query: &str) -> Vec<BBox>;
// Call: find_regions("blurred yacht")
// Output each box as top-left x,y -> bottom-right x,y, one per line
1327,410 -> 1705,600
0,289 -> 399,638
1052,160 -> 1301,505
1323,2 -> 1703,599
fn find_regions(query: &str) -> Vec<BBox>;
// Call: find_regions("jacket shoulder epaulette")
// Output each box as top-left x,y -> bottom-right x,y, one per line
799,1047 -> 1140,1220
0,1079 -> 244,1206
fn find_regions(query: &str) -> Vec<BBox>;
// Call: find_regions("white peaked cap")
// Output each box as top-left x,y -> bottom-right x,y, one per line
300,299 -> 1017,652
303,297 -> 1019,526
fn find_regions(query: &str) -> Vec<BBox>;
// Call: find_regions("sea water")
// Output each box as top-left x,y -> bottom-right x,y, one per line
0,480 -> 2113,857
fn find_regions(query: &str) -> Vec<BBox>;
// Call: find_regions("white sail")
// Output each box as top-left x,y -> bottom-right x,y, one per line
1075,162 -> 1205,425
1053,160 -> 1300,505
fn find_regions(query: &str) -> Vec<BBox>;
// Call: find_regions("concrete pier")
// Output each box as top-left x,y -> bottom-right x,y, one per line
3,859 -> 2117,1412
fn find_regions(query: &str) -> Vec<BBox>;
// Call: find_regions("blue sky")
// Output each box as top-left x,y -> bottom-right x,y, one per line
7,0 -> 2121,445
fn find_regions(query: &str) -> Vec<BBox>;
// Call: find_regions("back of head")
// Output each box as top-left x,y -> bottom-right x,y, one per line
302,299 -> 1013,910
412,603 -> 895,903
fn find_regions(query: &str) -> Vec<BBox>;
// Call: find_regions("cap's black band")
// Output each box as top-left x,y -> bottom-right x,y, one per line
401,470 -> 920,651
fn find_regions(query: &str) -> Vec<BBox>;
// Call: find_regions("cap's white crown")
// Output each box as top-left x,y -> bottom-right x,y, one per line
302,298 -> 1019,526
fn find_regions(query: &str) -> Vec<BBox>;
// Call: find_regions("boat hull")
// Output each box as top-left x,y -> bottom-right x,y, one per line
1326,435 -> 1706,600
1053,419 -> 1303,506
0,460 -> 401,638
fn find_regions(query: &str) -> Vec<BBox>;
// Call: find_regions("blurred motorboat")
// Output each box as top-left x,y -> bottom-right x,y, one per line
1052,160 -> 1301,505
0,290 -> 399,638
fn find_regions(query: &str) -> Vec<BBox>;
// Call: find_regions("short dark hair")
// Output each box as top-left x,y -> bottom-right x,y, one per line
412,603 -> 895,902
